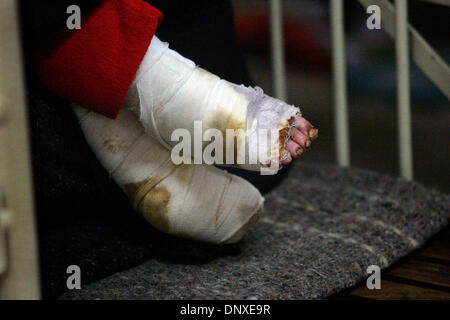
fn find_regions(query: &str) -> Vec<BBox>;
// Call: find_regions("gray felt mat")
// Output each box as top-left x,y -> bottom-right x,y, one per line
61,162 -> 449,299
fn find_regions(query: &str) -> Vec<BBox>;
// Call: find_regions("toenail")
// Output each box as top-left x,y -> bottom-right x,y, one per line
306,140 -> 311,148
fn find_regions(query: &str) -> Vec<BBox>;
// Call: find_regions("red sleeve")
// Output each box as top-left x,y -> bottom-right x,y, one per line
33,0 -> 162,119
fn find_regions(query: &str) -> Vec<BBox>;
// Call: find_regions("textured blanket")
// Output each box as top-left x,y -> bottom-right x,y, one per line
60,162 -> 449,299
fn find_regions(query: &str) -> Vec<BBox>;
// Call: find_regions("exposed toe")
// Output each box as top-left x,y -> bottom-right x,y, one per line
281,149 -> 292,165
286,140 -> 302,158
291,127 -> 311,150
293,116 -> 316,140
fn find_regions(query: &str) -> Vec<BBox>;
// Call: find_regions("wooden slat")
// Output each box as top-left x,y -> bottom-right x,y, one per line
414,226 -> 450,262
386,259 -> 450,288
333,227 -> 450,300
349,279 -> 450,299
415,240 -> 450,262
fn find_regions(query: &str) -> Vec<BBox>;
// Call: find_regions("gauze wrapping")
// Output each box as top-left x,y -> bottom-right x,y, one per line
125,36 -> 301,172
74,105 -> 264,244
232,84 -> 301,171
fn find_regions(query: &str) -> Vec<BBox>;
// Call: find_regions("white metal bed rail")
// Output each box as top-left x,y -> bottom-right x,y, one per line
270,0 -> 450,181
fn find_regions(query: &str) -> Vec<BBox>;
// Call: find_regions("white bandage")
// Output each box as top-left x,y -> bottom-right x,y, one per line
74,105 -> 264,244
124,36 -> 301,172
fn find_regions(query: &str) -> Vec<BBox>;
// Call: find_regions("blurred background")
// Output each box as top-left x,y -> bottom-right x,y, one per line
232,0 -> 449,192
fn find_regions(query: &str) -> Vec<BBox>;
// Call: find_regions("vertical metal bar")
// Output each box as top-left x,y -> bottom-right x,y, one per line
269,0 -> 287,101
0,0 -> 41,299
330,0 -> 350,167
358,0 -> 450,101
395,0 -> 413,180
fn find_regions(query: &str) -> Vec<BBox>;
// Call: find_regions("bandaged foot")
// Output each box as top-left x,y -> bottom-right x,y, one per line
124,36 -> 318,172
74,106 -> 264,244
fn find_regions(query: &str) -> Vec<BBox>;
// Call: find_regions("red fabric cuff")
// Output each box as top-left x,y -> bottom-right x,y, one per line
33,0 -> 162,119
